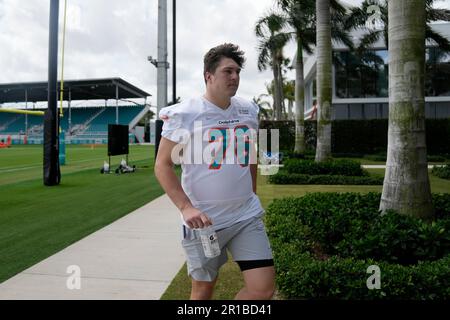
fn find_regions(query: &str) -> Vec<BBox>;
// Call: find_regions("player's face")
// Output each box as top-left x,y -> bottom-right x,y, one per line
206,57 -> 241,98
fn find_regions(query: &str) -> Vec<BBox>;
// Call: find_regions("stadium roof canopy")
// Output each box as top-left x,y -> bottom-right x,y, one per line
0,78 -> 151,104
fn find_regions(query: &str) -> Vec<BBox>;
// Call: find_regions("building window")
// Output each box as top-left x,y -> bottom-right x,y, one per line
334,47 -> 450,98
334,50 -> 388,98
426,47 -> 450,97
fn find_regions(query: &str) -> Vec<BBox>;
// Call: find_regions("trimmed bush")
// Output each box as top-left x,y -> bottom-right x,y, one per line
282,150 -> 314,160
268,172 -> 383,185
335,210 -> 450,264
434,193 -> 450,219
283,159 -> 367,176
432,164 -> 450,180
332,152 -> 365,158
364,153 -> 387,162
258,120 -> 296,152
267,158 -> 382,185
266,192 -> 450,299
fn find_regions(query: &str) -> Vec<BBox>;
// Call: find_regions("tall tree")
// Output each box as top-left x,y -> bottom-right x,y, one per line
253,94 -> 272,121
380,0 -> 434,219
276,0 -> 352,155
276,0 -> 315,153
255,13 -> 289,120
315,0 -> 332,162
284,80 -> 295,120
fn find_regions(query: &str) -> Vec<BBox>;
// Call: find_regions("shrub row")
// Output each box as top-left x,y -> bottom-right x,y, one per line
283,159 -> 367,176
266,192 -> 450,299
432,164 -> 450,180
268,172 -> 383,185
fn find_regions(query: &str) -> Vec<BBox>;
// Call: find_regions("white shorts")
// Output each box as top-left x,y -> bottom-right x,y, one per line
181,215 -> 274,282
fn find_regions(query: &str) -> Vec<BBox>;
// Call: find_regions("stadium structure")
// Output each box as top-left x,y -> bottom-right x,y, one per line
0,78 -> 152,145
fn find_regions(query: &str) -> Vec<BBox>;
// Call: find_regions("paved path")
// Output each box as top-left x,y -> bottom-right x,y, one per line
0,194 -> 186,300
362,165 -> 442,169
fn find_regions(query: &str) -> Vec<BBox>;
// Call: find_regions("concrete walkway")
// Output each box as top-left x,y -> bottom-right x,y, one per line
0,194 -> 186,300
362,164 -> 443,169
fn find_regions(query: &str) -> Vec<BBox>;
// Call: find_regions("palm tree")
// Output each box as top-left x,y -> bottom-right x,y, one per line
266,75 -> 293,120
280,57 -> 294,120
379,0 -> 434,219
315,0 -> 332,162
283,79 -> 295,120
275,0 -> 315,153
276,0 -> 353,155
255,12 -> 290,120
252,94 -> 272,121
345,0 -> 450,52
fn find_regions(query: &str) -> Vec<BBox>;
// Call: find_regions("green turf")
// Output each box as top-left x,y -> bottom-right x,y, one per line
0,144 -> 153,186
0,144 -> 166,283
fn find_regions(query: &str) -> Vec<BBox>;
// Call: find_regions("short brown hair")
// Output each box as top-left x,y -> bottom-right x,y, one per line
203,43 -> 246,79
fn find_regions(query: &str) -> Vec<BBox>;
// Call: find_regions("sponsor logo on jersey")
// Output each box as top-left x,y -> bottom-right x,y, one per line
217,119 -> 240,125
238,108 -> 250,115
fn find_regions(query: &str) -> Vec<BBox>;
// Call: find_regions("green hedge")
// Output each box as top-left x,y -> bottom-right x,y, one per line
283,159 -> 367,176
258,120 -> 297,152
432,164 -> 450,180
267,158 -> 382,185
259,119 -> 450,155
266,192 -> 450,299
268,172 -> 383,185
434,193 -> 450,219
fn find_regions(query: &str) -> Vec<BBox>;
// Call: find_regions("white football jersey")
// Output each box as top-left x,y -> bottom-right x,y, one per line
159,96 -> 264,230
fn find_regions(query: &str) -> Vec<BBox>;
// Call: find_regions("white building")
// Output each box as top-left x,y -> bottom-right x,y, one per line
303,22 -> 450,120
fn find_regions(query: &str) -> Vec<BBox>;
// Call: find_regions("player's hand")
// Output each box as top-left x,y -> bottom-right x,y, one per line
181,206 -> 212,229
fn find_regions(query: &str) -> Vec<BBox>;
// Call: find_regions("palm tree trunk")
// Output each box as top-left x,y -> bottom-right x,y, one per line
294,37 -> 306,154
288,99 -> 293,120
272,56 -> 283,120
380,0 -> 434,219
315,0 -> 332,162
277,57 -> 285,120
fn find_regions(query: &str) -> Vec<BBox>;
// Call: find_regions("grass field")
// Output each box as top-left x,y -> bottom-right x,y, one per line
0,144 -> 166,283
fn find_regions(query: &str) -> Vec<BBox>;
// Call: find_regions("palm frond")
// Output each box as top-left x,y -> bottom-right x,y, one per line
330,0 -> 348,16
426,25 -> 450,52
331,28 -> 354,50
357,30 -> 383,51
257,43 -> 271,71
427,8 -> 450,22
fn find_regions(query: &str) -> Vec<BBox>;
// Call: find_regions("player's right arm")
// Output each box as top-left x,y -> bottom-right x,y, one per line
154,137 -> 212,229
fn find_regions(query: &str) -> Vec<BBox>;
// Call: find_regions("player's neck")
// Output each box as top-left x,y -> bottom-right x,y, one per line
203,91 -> 231,110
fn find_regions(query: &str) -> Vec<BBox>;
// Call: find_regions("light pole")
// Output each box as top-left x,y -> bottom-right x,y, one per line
148,0 -> 170,159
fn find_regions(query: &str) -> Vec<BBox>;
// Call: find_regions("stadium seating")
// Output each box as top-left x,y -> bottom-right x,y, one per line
0,105 -> 145,144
